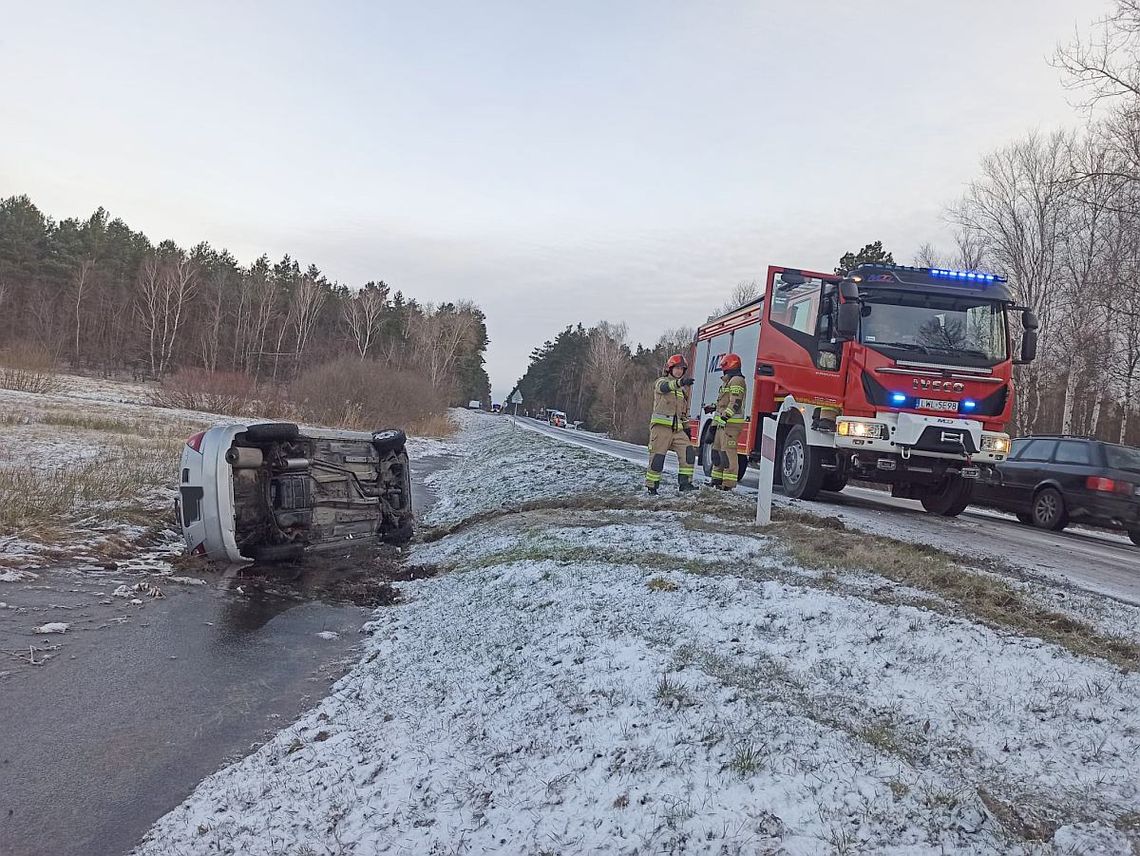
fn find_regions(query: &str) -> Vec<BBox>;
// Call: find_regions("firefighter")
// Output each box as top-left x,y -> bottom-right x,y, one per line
647,354 -> 698,495
705,353 -> 747,490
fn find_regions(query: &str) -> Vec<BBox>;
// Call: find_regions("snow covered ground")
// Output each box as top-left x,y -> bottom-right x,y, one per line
134,414 -> 1140,855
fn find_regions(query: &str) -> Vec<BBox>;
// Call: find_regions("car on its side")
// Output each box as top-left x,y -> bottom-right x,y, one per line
971,435 -> 1140,545
178,421 -> 414,564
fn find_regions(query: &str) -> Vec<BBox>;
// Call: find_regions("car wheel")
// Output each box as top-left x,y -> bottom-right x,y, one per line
1015,512 -> 1034,526
1129,530 -> 1140,547
382,518 -> 415,546
737,453 -> 749,484
243,422 -> 300,442
1031,487 -> 1068,531
780,424 -> 823,500
372,429 -> 408,454
249,543 -> 305,563
920,476 -> 974,517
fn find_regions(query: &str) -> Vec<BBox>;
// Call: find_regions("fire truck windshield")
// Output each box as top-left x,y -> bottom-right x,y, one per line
859,291 -> 1008,364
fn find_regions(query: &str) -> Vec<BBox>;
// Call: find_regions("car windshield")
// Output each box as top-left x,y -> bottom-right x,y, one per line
860,291 -> 1008,363
1104,444 -> 1140,473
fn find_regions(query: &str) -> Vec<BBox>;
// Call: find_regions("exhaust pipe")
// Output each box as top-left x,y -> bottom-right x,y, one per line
225,447 -> 264,469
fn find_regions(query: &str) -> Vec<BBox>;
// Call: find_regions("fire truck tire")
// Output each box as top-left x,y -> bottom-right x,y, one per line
919,476 -> 974,517
822,472 -> 848,493
780,424 -> 824,500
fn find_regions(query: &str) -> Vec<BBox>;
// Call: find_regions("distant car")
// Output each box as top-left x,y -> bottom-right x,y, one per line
491,403 -> 501,413
972,435 -> 1140,544
468,400 -> 482,410
548,410 -> 567,428
178,422 -> 414,564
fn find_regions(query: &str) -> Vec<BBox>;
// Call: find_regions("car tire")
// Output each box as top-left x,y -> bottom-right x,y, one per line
249,543 -> 305,563
372,429 -> 408,454
1129,530 -> 1140,547
737,453 -> 749,484
920,476 -> 974,517
1015,512 -> 1034,526
822,471 -> 848,493
780,424 -> 824,501
243,422 -> 300,443
1031,487 -> 1068,531
382,518 -> 415,546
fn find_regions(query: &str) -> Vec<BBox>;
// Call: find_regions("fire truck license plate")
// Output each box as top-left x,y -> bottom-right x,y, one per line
917,398 -> 958,412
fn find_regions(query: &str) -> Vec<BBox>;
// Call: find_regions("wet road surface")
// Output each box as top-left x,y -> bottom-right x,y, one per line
0,454 -> 451,856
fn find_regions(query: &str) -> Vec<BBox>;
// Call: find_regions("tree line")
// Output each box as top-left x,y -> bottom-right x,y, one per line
0,195 -> 490,405
918,0 -> 1140,443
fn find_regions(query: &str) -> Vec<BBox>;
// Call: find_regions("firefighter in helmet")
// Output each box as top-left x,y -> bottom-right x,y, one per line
647,354 -> 698,495
704,353 -> 747,490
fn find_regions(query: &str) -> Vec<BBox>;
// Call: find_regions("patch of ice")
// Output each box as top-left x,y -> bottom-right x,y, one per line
33,622 -> 69,634
316,631 -> 340,641
0,569 -> 37,583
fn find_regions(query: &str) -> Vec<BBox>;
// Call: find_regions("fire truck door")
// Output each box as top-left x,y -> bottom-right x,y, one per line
760,266 -> 846,409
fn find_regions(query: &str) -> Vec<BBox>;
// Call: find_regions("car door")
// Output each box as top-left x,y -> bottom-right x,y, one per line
998,438 -> 1057,512
1052,439 -> 1094,514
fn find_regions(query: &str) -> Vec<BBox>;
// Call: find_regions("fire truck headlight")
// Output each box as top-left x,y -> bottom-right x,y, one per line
981,435 -> 1010,453
838,421 -> 886,440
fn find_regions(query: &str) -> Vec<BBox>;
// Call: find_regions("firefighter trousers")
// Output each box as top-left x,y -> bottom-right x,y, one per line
711,423 -> 744,489
647,424 -> 695,488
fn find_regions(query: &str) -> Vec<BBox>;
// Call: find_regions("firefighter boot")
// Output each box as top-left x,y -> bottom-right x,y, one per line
647,484 -> 659,496
678,474 -> 698,492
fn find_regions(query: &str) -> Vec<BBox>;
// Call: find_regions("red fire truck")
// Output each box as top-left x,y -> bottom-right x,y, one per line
688,263 -> 1039,515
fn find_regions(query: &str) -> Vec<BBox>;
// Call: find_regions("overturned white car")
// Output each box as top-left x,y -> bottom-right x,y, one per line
177,421 -> 413,564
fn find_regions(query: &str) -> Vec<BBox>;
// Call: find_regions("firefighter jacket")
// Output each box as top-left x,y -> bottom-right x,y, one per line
713,370 -> 747,427
650,376 -> 690,432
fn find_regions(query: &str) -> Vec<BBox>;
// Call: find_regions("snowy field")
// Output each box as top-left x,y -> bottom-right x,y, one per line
134,414 -> 1140,855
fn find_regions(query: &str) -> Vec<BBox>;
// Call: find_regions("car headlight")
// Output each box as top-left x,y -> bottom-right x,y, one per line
981,435 -> 1010,453
838,421 -> 886,440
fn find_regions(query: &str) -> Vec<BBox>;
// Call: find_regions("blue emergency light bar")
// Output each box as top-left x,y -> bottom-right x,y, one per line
929,268 -> 1003,283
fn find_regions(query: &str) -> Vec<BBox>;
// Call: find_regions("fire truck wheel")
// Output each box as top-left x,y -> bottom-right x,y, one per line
919,476 -> 974,517
780,424 -> 824,500
736,454 -> 749,483
822,472 -> 848,493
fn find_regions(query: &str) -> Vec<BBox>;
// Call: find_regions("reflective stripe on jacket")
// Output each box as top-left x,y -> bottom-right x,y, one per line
651,377 -> 690,430
716,370 -> 747,425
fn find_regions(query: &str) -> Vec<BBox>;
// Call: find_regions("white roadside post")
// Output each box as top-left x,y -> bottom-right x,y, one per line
755,418 -> 777,526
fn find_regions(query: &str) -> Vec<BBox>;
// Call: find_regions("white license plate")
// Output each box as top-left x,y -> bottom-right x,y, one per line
917,398 -> 959,412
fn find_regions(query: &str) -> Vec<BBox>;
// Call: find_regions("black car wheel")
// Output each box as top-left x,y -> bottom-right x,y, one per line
372,429 -> 408,454
243,422 -> 300,442
1129,530 -> 1140,547
1031,487 -> 1068,531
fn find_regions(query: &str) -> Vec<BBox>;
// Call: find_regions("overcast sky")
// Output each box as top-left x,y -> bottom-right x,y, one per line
0,0 -> 1102,400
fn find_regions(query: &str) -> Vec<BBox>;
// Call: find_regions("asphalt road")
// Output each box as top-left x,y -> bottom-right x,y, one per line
518,418 -> 1140,606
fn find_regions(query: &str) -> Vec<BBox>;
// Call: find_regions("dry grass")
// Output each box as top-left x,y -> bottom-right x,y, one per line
0,439 -> 178,536
147,368 -> 277,417
0,342 -> 64,394
405,411 -> 458,438
36,412 -> 140,433
290,358 -> 448,431
774,514 -> 1140,670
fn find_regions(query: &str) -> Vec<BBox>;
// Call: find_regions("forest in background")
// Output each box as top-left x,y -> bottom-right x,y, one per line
0,195 -> 489,430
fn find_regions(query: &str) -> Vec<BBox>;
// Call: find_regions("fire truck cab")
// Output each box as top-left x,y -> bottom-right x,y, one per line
689,263 -> 1038,516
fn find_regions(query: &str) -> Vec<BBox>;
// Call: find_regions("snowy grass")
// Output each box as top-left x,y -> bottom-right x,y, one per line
133,413 -> 1140,855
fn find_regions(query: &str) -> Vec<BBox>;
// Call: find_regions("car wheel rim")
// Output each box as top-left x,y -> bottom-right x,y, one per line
783,442 -> 804,486
1037,494 -> 1056,523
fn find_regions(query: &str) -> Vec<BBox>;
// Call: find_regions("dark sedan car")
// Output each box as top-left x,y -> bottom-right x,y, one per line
972,436 -> 1140,545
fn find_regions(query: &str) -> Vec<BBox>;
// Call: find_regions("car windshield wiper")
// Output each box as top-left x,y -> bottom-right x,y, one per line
870,341 -> 928,353
924,345 -> 990,358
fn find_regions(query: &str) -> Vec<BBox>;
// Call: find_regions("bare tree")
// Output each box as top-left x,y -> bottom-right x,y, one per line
588,322 -> 630,432
289,275 -> 327,362
711,280 -> 762,319
136,250 -> 198,376
411,302 -> 479,391
950,131 -> 1073,433
72,258 -> 95,368
656,326 -> 696,357
344,284 -> 388,359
